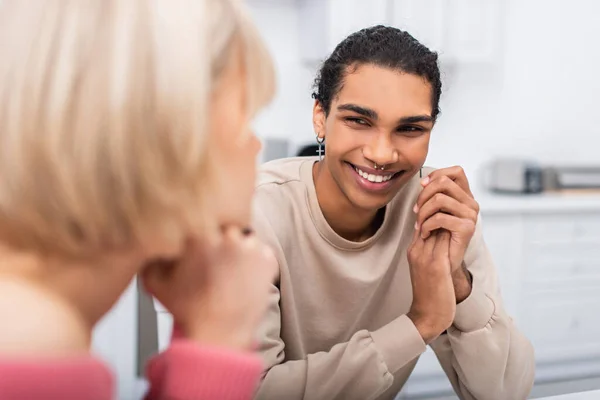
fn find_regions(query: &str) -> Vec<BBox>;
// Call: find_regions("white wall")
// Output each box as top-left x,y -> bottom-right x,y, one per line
92,281 -> 138,400
249,0 -> 600,189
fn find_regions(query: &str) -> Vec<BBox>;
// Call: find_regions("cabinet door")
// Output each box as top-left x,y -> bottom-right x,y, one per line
327,0 -> 389,47
520,212 -> 600,366
444,0 -> 504,63
521,289 -> 600,363
298,0 -> 388,63
480,214 -> 525,320
390,0 -> 447,52
391,0 -> 503,63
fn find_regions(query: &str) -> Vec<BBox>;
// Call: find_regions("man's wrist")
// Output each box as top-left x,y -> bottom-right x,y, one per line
407,313 -> 442,345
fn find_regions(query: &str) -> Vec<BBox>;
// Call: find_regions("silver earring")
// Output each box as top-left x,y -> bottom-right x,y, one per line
316,135 -> 325,161
419,168 -> 423,178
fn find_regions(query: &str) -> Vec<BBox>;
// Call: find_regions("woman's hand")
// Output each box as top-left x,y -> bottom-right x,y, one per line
141,227 -> 278,351
413,166 -> 478,302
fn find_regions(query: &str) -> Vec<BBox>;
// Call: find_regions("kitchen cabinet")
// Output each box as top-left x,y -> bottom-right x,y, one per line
390,0 -> 447,53
399,194 -> 600,398
441,0 -> 504,64
298,0 -> 389,63
297,0 -> 503,65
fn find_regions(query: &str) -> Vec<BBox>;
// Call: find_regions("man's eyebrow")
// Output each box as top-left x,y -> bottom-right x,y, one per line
338,104 -> 434,124
397,115 -> 434,124
337,104 -> 378,120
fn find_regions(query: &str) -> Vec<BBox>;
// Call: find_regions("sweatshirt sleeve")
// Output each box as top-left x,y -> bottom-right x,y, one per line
0,356 -> 113,400
255,285 -> 427,400
144,340 -> 263,400
429,218 -> 535,400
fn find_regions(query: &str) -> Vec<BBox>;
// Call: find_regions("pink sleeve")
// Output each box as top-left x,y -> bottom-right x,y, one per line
144,340 -> 263,400
0,356 -> 114,400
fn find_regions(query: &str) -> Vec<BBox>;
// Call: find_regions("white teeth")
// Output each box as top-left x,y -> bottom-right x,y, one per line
354,167 -> 394,183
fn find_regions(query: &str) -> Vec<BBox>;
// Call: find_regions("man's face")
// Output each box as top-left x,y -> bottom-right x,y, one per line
313,63 -> 434,212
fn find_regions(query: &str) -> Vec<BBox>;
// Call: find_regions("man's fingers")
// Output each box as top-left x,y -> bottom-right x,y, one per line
415,175 -> 478,214
420,213 -> 475,240
423,230 -> 437,256
423,166 -> 473,196
416,193 -> 478,229
434,230 -> 451,259
408,221 -> 425,257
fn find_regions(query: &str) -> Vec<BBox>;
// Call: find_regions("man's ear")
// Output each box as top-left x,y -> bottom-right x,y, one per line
312,100 -> 326,139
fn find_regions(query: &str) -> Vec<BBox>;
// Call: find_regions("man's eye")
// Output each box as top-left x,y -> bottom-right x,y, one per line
345,117 -> 369,126
399,126 -> 422,132
397,125 -> 425,136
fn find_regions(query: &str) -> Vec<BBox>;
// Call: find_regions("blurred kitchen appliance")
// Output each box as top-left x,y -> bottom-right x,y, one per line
542,166 -> 600,191
483,158 -> 600,194
482,159 -> 544,194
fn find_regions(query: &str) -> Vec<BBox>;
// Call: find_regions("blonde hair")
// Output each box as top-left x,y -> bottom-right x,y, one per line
0,0 -> 275,257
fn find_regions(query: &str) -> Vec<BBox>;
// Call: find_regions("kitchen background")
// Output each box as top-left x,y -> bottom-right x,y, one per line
92,0 -> 600,399
251,0 -> 600,183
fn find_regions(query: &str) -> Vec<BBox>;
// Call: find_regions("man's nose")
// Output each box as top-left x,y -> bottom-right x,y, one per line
363,134 -> 397,166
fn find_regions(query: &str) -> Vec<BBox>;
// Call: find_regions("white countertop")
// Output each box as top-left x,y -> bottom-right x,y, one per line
475,191 -> 600,214
538,389 -> 600,399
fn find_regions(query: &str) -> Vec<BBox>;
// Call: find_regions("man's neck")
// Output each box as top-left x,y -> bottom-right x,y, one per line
313,161 -> 382,242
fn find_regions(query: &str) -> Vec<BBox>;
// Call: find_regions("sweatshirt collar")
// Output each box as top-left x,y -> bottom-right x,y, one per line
299,158 -> 396,251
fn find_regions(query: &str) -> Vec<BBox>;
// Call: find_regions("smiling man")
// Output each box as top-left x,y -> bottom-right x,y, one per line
252,26 -> 534,400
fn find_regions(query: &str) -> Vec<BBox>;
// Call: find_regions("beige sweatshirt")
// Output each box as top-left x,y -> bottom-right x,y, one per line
252,157 -> 535,400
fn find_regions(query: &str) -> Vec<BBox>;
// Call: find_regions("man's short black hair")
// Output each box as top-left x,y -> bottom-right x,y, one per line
312,25 -> 442,120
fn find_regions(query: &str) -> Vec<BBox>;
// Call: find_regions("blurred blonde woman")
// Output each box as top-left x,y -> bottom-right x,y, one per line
0,0 -> 276,399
